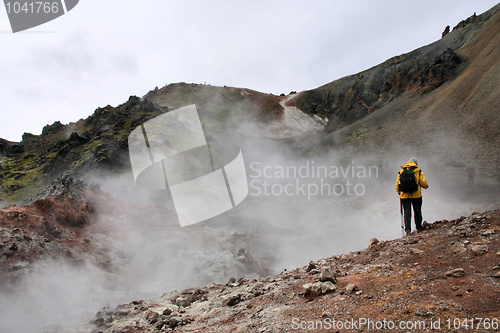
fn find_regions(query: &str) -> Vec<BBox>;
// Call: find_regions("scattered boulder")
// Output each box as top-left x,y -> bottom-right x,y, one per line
470,243 -> 489,256
451,242 -> 467,254
445,268 -> 465,277
321,281 -> 337,294
319,267 -> 336,283
158,316 -> 181,329
226,294 -> 242,307
368,237 -> 379,247
303,281 -> 336,299
176,296 -> 191,307
248,282 -> 266,296
410,248 -> 424,255
145,310 -> 159,323
415,308 -> 434,317
115,309 -> 130,317
306,261 -> 317,272
481,229 -> 495,236
93,317 -> 105,327
345,283 -> 358,294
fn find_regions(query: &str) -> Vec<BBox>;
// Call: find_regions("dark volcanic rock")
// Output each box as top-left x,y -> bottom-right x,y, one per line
41,121 -> 65,137
292,47 -> 464,132
442,25 -> 450,37
0,138 -> 13,157
226,294 -> 241,307
23,174 -> 87,205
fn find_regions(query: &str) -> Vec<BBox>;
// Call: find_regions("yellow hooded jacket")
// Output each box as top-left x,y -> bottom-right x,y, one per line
395,161 -> 429,199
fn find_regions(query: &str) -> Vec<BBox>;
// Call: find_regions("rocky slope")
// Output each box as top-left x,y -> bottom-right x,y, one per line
80,210 -> 500,333
0,175 -> 103,290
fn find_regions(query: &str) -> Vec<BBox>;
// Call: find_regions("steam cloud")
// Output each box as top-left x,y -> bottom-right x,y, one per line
0,92 -> 496,333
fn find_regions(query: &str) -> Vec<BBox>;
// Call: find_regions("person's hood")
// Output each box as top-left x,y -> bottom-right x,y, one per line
401,161 -> 418,169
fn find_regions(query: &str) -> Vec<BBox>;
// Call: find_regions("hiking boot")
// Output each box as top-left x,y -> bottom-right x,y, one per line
405,230 -> 411,237
417,228 -> 424,233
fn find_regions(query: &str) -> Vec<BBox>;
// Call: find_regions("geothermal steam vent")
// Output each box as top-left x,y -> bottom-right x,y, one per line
128,105 -> 248,226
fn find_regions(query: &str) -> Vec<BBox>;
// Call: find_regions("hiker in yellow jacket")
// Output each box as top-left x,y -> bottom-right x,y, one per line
395,158 -> 429,236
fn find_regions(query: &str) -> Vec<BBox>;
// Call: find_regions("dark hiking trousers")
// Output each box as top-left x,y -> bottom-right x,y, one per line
401,197 -> 423,232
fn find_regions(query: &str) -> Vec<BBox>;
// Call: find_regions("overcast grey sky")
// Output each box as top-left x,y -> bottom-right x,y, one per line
1,0 -> 498,142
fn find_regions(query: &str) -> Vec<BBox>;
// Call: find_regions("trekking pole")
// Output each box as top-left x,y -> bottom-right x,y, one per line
400,198 -> 405,237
